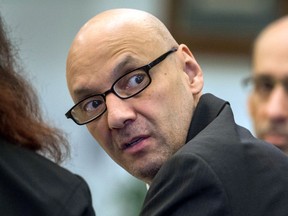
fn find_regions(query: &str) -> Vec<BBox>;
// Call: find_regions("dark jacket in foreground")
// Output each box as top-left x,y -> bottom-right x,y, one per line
0,138 -> 95,216
140,93 -> 288,216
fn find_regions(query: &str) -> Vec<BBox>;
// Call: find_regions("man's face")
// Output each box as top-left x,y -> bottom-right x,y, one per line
248,32 -> 288,153
66,24 -> 202,183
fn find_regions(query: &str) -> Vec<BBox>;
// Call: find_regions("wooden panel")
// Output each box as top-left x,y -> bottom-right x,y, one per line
168,0 -> 288,55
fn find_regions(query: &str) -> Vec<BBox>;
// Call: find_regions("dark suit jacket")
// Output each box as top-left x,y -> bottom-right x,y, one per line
0,138 -> 95,216
140,93 -> 288,216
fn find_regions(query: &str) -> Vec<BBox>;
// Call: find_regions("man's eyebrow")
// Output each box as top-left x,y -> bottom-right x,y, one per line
73,87 -> 95,101
112,55 -> 138,76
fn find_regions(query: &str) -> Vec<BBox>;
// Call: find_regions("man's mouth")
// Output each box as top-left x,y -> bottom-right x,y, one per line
124,137 -> 144,149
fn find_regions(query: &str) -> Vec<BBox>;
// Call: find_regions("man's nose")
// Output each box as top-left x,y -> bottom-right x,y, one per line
265,85 -> 288,121
105,93 -> 136,129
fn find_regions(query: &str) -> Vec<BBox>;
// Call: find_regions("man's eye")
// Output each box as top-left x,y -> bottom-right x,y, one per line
83,100 -> 103,112
126,74 -> 145,88
117,71 -> 147,91
255,78 -> 274,94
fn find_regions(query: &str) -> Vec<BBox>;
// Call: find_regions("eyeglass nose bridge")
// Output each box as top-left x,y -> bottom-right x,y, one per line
102,88 -> 115,101
101,85 -> 130,101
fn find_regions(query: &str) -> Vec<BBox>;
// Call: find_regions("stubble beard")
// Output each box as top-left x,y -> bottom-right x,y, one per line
129,146 -> 177,184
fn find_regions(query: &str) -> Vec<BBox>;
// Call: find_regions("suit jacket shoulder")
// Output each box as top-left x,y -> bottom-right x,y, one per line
140,94 -> 288,216
0,138 -> 95,216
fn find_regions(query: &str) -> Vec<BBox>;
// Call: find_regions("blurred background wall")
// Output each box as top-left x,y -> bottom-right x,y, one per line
1,0 -> 286,215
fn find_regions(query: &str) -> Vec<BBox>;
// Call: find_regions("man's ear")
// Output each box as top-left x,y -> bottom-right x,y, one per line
177,44 -> 203,94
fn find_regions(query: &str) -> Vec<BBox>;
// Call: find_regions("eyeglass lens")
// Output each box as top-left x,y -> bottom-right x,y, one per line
248,75 -> 288,96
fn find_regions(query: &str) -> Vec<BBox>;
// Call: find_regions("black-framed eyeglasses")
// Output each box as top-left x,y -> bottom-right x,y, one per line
242,75 -> 288,97
65,47 -> 178,125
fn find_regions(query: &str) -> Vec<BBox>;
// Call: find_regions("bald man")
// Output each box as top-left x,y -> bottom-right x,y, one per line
65,9 -> 288,216
246,16 -> 288,154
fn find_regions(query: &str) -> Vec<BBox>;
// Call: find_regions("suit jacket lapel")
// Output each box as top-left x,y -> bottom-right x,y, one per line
186,93 -> 229,142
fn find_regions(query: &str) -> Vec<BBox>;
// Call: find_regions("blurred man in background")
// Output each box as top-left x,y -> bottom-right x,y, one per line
245,16 -> 288,154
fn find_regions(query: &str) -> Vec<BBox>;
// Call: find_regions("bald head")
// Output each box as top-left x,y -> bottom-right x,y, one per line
254,15 -> 288,47
253,16 -> 288,69
76,8 -> 174,43
66,9 -> 177,86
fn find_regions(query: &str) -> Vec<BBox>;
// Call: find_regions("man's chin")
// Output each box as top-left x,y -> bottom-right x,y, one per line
263,134 -> 288,151
131,160 -> 163,183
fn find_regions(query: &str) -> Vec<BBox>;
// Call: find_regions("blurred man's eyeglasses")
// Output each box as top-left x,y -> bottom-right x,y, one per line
242,75 -> 288,97
65,47 -> 178,125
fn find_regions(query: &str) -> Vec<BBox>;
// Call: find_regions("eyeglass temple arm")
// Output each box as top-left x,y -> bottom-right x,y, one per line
147,47 -> 178,69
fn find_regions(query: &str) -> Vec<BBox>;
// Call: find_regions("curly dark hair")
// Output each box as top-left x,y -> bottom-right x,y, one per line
0,15 -> 69,163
